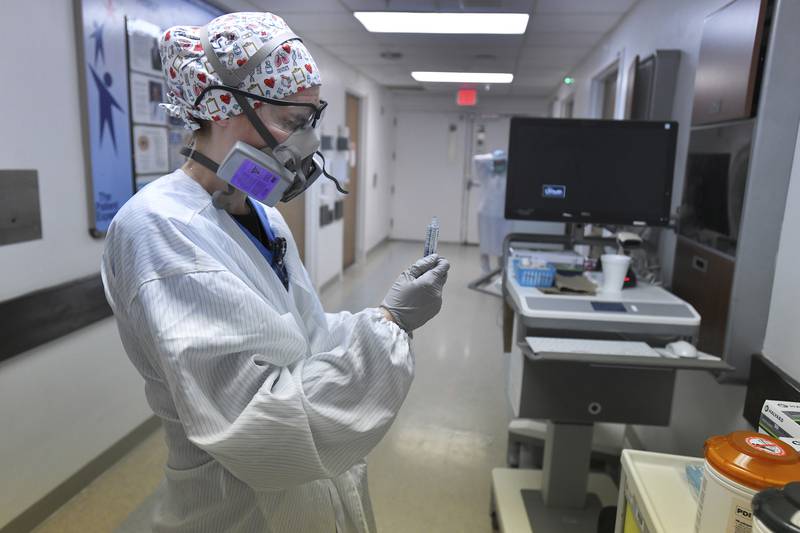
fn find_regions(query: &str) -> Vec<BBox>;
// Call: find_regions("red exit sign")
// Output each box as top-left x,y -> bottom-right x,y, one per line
456,88 -> 478,106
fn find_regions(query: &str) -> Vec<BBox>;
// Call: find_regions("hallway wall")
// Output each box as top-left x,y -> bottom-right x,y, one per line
0,3 -> 150,527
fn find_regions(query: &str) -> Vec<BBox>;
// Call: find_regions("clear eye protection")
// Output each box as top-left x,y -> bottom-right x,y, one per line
265,102 -> 327,135
194,84 -> 327,133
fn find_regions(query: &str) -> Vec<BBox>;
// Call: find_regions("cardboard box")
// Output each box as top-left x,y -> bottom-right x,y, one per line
759,400 -> 800,452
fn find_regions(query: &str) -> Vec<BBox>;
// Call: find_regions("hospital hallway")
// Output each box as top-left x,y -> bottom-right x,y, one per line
31,242 -> 510,533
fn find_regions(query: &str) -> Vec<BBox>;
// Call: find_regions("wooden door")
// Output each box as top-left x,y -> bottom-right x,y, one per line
343,94 -> 360,269
672,236 -> 735,354
276,196 -> 305,262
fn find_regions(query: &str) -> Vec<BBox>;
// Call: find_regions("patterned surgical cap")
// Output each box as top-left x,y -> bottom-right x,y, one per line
159,12 -> 322,130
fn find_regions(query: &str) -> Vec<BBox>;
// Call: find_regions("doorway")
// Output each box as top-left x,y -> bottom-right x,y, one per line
343,93 -> 360,270
392,111 -> 467,243
465,116 -> 511,245
591,57 -> 621,119
563,96 -> 575,118
601,71 -> 618,118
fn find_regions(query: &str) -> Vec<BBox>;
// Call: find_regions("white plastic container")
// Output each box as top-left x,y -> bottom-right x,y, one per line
696,462 -> 757,532
695,432 -> 800,533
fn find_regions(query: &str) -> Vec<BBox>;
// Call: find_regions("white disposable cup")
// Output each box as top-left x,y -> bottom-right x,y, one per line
695,462 -> 757,532
600,254 -> 631,295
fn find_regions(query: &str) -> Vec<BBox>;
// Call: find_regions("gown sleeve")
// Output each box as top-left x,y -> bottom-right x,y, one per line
132,269 -> 413,491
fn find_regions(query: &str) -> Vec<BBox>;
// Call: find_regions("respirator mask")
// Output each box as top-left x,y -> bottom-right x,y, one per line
181,26 -> 347,210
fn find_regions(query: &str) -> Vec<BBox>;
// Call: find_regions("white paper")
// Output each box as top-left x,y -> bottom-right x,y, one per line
332,154 -> 349,187
130,72 -> 167,125
348,141 -> 357,168
133,125 -> 169,174
127,19 -> 163,76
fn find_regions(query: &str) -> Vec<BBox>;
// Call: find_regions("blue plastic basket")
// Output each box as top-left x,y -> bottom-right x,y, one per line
513,259 -> 556,288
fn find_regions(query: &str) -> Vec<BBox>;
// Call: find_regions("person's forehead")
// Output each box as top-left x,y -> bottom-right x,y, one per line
282,87 -> 321,106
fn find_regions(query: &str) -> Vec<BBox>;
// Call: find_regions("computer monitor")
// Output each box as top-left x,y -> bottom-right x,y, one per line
505,117 -> 678,226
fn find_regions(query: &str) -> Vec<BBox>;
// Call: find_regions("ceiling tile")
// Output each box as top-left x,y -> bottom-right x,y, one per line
211,0 -> 259,12
304,31 -> 380,47
524,31 -> 607,47
516,46 -> 589,68
341,0 -> 535,13
279,13 -> 365,32
373,33 -> 524,48
529,13 -> 622,33
206,0 -> 634,101
535,0 -> 638,14
242,0 -> 349,13
513,68 -> 566,85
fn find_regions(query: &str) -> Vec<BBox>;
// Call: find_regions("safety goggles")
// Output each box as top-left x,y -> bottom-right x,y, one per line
193,84 -> 328,129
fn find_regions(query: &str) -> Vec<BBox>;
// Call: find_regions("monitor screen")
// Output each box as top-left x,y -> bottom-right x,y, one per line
505,118 -> 678,226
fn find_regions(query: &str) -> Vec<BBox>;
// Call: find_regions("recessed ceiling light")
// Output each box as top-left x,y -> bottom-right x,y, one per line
353,12 -> 529,34
411,72 -> 514,83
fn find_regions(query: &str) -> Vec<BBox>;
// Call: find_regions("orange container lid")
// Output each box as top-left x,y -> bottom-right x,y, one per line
705,431 -> 800,491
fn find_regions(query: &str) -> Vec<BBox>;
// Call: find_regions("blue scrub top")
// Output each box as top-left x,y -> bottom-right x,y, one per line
232,199 -> 290,290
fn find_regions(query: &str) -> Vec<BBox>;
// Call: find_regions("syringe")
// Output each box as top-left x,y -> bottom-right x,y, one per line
423,216 -> 440,257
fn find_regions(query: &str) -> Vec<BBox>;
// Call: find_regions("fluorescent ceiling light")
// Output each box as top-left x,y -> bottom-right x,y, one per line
354,12 -> 529,34
412,72 -> 514,84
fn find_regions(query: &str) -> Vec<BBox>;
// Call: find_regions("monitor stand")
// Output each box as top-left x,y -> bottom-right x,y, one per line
521,422 -> 603,531
491,422 -> 619,532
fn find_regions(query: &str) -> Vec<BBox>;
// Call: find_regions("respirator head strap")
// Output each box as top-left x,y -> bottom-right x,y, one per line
198,25 -> 287,151
180,146 -> 219,173
179,146 -> 237,209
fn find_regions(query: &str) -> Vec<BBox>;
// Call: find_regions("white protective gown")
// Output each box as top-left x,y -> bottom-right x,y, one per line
101,169 -> 413,533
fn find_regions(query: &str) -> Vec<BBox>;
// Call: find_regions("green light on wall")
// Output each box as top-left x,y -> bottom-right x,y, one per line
563,76 -> 575,85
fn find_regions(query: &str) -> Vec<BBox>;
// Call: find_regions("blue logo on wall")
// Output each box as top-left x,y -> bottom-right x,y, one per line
542,185 -> 567,199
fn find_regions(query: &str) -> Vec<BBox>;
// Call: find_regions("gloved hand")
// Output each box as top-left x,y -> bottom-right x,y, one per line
381,255 -> 450,332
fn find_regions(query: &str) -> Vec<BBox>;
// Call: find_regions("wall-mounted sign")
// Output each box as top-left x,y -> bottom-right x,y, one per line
76,0 -> 221,236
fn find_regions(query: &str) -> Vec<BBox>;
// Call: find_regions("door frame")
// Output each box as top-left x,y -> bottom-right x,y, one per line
344,89 -> 369,268
589,50 -> 625,119
459,113 -> 475,243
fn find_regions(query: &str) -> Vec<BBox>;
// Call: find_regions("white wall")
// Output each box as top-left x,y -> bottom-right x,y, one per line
389,92 -> 549,243
301,43 -> 395,287
763,121 -> 800,379
0,2 -> 152,527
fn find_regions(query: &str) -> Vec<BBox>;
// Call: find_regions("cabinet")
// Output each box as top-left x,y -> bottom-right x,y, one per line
692,0 -> 769,125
